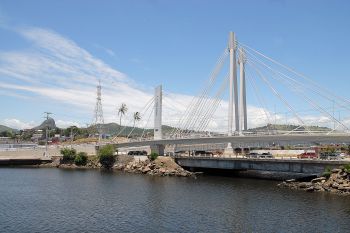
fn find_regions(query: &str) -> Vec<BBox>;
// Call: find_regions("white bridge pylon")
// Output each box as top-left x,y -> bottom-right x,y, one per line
154,85 -> 162,140
228,31 -> 248,136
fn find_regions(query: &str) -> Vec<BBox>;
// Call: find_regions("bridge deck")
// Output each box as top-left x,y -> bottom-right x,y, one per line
116,134 -> 350,148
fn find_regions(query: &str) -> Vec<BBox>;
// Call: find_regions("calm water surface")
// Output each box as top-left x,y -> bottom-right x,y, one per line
0,168 -> 350,233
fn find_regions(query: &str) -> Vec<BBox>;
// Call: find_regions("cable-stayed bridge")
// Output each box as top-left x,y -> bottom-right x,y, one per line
114,32 -> 350,155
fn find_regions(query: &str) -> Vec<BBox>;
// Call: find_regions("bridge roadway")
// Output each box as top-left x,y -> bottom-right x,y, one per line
174,156 -> 350,178
116,134 -> 350,151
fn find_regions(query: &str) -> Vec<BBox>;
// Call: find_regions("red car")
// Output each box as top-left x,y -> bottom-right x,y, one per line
297,152 -> 318,159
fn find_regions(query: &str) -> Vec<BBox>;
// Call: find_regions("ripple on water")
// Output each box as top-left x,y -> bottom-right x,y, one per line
0,168 -> 350,233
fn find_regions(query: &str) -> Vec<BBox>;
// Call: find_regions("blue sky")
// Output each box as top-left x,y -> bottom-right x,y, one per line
0,0 -> 350,130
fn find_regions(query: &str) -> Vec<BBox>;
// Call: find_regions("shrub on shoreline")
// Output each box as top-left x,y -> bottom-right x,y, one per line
60,148 -> 77,163
98,144 -> 116,168
74,152 -> 88,166
149,152 -> 158,161
322,167 -> 332,178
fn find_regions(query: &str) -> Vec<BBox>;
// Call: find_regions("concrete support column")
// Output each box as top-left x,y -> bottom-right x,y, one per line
154,85 -> 162,140
228,31 -> 239,136
150,144 -> 165,156
226,32 -> 238,155
239,48 -> 247,132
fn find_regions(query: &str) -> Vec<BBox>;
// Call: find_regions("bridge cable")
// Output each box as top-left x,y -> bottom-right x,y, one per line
245,50 -> 349,133
246,60 -> 309,132
172,49 -> 228,137
244,69 -> 273,134
176,49 -> 228,136
240,42 -> 350,108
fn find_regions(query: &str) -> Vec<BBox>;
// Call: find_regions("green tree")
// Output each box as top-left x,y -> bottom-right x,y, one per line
133,112 -> 141,128
74,152 -> 88,166
98,144 -> 116,168
60,148 -> 77,163
149,152 -> 158,161
118,103 -> 128,126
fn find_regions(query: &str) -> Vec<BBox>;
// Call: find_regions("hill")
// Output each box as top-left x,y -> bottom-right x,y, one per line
0,125 -> 17,133
250,124 -> 331,132
91,123 -> 177,137
32,117 -> 56,130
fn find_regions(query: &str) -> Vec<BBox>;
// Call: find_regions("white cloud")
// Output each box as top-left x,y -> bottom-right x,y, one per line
55,120 -> 82,128
1,118 -> 36,129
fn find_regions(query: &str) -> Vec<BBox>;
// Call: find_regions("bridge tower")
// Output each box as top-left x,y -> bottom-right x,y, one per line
151,85 -> 165,155
154,85 -> 162,140
239,47 -> 247,131
228,31 -> 239,135
225,32 -> 239,155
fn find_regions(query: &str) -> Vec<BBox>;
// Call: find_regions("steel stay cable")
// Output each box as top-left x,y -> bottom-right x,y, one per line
196,74 -> 229,133
247,61 -> 308,132
171,49 -> 228,136
174,49 -> 228,137
240,42 -> 350,107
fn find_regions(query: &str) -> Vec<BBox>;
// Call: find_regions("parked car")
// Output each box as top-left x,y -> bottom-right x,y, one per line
246,152 -> 259,158
260,152 -> 274,158
319,152 -> 340,160
174,151 -> 187,156
192,150 -> 213,156
247,152 -> 274,159
127,150 -> 147,156
297,152 -> 318,159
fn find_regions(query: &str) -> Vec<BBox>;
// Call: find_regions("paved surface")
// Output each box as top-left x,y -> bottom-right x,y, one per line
116,134 -> 350,148
0,144 -> 96,158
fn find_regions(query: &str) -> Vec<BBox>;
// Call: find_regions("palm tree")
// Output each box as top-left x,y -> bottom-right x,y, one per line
133,112 -> 141,128
117,103 -> 128,126
127,112 -> 142,138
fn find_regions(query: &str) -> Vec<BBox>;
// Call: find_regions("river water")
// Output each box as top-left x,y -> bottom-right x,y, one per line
0,168 -> 350,233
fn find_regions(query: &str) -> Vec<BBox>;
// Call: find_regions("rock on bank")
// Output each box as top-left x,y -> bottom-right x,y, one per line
114,156 -> 194,177
278,166 -> 350,195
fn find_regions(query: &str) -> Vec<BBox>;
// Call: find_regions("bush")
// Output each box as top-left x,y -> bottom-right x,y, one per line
74,152 -> 88,166
149,152 -> 158,161
98,144 -> 116,168
344,164 -> 350,173
322,167 -> 332,178
60,148 -> 77,163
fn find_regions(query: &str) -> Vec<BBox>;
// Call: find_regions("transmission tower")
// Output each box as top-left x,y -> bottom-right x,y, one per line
93,79 -> 104,143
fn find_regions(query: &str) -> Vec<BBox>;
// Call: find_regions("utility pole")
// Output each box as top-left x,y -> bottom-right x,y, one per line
44,112 -> 52,157
70,126 -> 78,148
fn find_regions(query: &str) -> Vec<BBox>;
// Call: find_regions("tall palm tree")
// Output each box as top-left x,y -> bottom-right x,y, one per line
133,112 -> 141,128
127,112 -> 142,138
117,103 -> 128,126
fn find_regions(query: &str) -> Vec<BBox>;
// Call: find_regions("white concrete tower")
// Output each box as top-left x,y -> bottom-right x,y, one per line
154,85 -> 162,140
239,47 -> 247,131
228,31 -> 239,135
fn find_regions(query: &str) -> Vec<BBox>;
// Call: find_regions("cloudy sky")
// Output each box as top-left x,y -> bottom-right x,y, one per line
0,0 -> 350,132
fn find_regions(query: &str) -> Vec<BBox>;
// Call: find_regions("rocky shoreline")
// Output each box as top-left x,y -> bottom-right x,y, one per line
41,155 -> 195,177
278,166 -> 350,195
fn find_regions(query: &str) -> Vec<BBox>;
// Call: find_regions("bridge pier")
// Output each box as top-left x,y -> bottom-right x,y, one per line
150,144 -> 165,156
